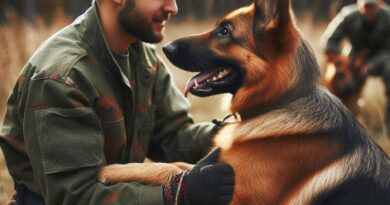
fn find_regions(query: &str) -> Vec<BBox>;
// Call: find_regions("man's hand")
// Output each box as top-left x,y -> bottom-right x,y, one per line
360,62 -> 374,76
163,148 -> 235,205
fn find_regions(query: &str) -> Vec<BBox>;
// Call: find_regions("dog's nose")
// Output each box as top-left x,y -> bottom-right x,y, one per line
163,42 -> 187,57
162,43 -> 177,55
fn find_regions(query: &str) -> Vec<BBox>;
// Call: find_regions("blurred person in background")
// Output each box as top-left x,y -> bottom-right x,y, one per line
0,0 -> 234,204
322,0 -> 390,135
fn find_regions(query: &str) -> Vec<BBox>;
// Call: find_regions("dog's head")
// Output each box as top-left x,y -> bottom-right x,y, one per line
163,0 -> 319,116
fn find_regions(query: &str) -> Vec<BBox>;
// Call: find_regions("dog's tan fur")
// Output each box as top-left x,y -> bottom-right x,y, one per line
99,162 -> 193,185
215,96 -> 346,204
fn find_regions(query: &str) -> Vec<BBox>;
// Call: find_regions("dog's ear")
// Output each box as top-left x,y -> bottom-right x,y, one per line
253,0 -> 296,58
254,0 -> 291,29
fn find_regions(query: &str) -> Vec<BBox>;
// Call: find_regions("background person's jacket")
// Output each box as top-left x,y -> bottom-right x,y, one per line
321,4 -> 390,72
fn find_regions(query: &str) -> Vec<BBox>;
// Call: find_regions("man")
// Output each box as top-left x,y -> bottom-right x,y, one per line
0,0 -> 234,204
321,0 -> 390,132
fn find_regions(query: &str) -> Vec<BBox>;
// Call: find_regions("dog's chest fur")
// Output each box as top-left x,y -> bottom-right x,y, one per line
213,89 -> 366,205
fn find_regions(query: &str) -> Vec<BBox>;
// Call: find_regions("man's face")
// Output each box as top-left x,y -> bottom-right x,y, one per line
117,0 -> 178,43
360,3 -> 381,22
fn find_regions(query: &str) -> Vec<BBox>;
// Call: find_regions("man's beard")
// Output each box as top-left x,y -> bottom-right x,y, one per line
117,0 -> 165,43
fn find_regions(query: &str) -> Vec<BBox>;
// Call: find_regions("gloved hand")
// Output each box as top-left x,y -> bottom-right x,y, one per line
163,148 -> 235,205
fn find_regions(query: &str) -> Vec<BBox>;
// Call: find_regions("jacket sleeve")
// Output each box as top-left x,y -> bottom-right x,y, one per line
147,59 -> 217,163
23,76 -> 164,205
321,8 -> 349,54
367,28 -> 390,70
0,77 -> 38,192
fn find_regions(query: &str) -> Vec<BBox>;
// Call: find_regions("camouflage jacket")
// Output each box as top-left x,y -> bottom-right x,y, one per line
321,4 -> 390,70
0,1 -> 215,204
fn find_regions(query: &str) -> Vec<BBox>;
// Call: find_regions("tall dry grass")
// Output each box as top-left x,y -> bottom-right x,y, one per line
0,10 -> 71,205
0,12 -> 389,204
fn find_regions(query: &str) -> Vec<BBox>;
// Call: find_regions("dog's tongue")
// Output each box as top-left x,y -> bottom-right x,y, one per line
184,70 -> 219,97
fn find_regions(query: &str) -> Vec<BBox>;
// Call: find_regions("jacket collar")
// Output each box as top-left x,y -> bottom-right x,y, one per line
73,0 -> 153,88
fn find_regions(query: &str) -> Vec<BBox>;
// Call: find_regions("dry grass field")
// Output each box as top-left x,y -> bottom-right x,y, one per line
0,11 -> 73,204
0,12 -> 389,204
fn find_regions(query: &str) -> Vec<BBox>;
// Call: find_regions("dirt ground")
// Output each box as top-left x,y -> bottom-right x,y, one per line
0,14 -> 389,204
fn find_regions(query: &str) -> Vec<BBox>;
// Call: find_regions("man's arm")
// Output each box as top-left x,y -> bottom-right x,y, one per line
321,7 -> 350,57
147,59 -> 217,164
23,76 -> 164,205
365,31 -> 390,72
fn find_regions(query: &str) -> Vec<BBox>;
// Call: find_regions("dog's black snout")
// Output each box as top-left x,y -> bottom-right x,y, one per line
163,42 -> 188,58
162,40 -> 196,71
162,43 -> 177,55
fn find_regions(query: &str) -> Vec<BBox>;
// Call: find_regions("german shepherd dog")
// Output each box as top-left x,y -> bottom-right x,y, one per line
323,51 -> 369,116
99,0 -> 390,204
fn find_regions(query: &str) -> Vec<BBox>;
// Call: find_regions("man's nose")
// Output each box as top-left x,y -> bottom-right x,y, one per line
163,0 -> 178,15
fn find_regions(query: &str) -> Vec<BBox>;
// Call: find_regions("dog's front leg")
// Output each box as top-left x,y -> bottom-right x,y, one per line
98,162 -> 192,185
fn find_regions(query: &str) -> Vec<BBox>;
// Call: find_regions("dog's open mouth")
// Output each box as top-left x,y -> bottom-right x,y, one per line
185,68 -> 237,97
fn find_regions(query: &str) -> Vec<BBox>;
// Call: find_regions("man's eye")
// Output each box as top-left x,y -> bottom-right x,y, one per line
217,24 -> 233,37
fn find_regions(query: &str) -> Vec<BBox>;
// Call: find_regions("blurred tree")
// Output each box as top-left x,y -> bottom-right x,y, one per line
0,0 -> 6,24
7,0 -> 24,16
339,0 -> 356,9
64,0 -> 90,18
173,0 -> 251,20
35,0 -> 58,24
211,0 -> 226,16
24,0 -> 36,22
292,0 -> 310,18
1,0 -> 390,25
312,0 -> 335,21
192,0 -> 207,19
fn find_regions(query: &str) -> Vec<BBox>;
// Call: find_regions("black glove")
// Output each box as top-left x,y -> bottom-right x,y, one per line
163,148 -> 235,205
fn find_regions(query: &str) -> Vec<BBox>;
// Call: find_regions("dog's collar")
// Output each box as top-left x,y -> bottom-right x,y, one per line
212,113 -> 241,127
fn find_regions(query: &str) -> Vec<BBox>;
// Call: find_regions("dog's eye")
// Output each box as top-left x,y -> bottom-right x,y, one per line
217,24 -> 233,37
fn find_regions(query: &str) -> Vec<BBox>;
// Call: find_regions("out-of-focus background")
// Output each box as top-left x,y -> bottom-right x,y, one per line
0,0 -> 390,203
